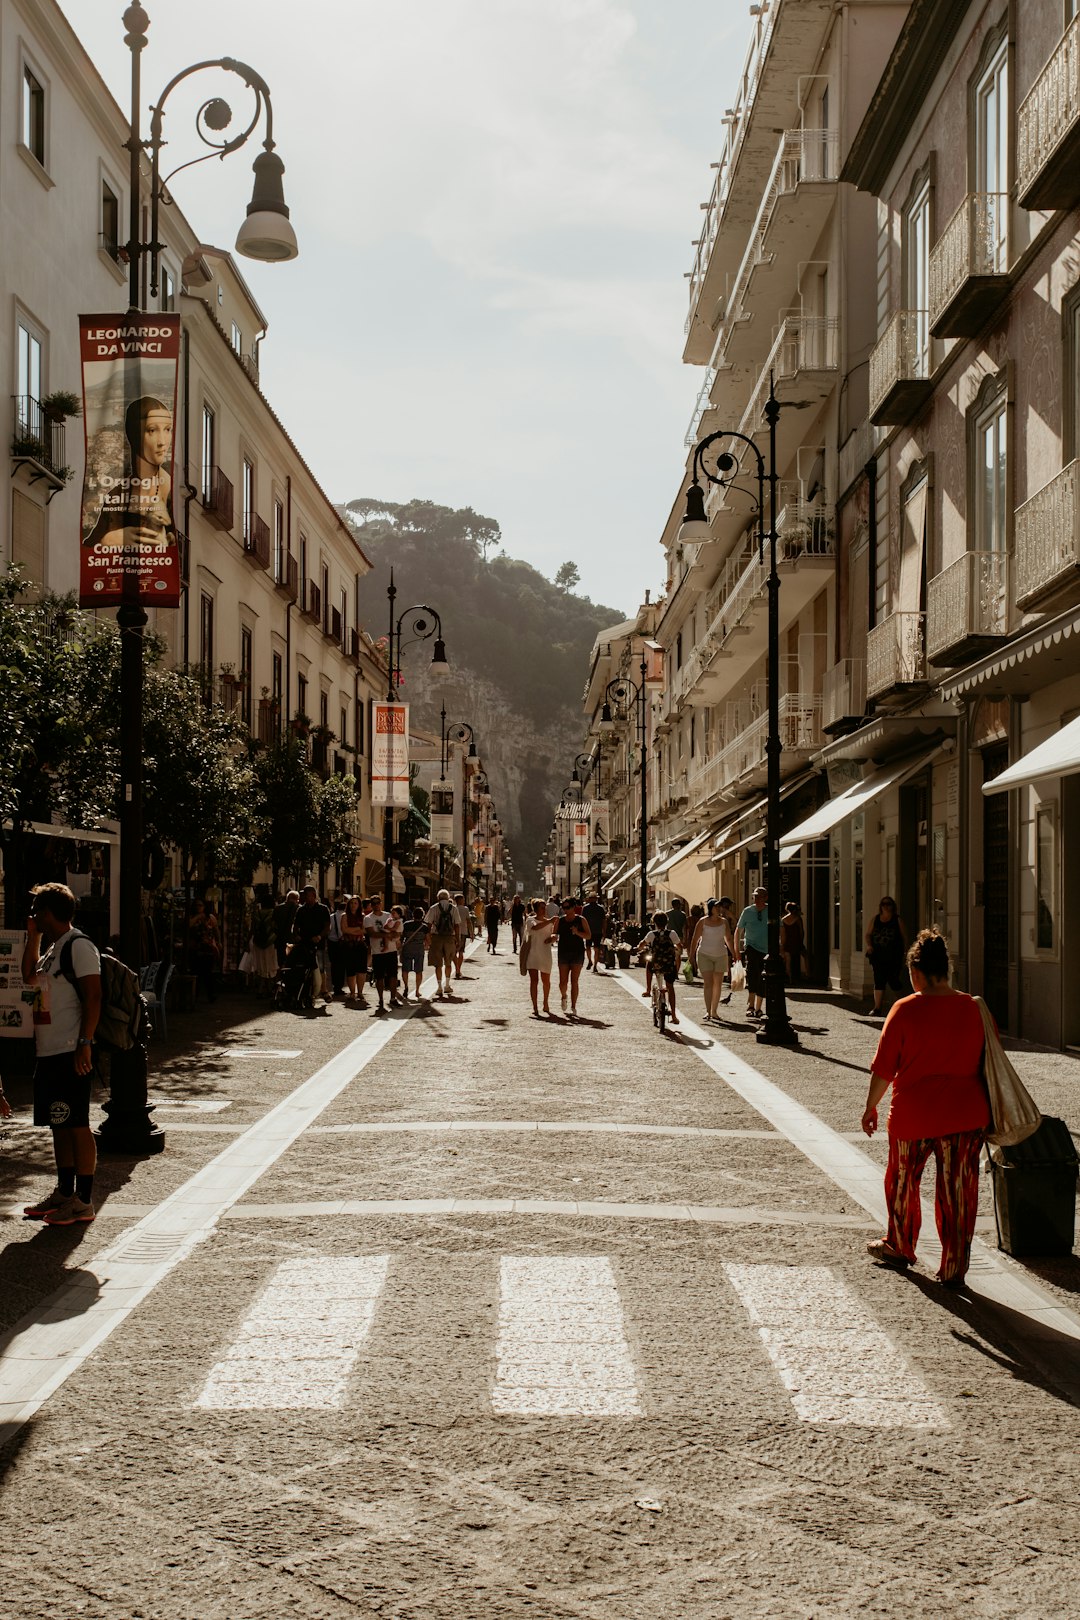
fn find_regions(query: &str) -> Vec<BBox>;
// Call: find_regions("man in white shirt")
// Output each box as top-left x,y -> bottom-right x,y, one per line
424,888 -> 460,999
452,892 -> 471,980
20,883 -> 102,1225
364,896 -> 401,1015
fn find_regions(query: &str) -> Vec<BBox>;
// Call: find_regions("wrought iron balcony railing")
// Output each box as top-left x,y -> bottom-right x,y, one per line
926,551 -> 1009,665
928,193 -> 1009,337
10,395 -> 68,494
1018,13 -> 1080,209
869,311 -> 933,425
866,610 -> 926,699
823,658 -> 866,732
201,464 -> 234,530
1015,459 -> 1080,606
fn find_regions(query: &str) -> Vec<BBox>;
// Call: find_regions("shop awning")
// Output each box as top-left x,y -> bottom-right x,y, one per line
651,825 -> 715,879
982,714 -> 1080,794
555,801 -> 592,820
646,850 -> 668,877
939,603 -> 1080,700
601,860 -> 629,894
616,861 -> 643,888
779,743 -> 944,859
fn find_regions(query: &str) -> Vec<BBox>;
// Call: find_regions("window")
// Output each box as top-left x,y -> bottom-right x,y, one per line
240,627 -> 253,729
1035,803 -> 1056,951
1064,287 -> 1080,461
340,706 -> 348,750
321,562 -> 330,628
904,178 -> 931,377
22,66 -> 45,165
356,701 -> 364,755
320,691 -> 329,732
231,322 -> 243,355
199,593 -> 215,676
675,631 -> 682,669
160,267 -> 176,314
974,388 -> 1007,552
242,457 -> 255,541
271,651 -> 283,707
273,499 -> 285,580
339,586 -> 348,645
101,181 -> 120,260
297,671 -> 308,721
299,533 -> 309,605
16,319 -> 42,414
201,405 -> 215,501
974,36 -> 1008,271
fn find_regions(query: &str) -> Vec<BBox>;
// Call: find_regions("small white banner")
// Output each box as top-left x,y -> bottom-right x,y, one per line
430,777 -> 454,844
590,801 -> 609,857
371,702 -> 410,807
572,821 -> 590,861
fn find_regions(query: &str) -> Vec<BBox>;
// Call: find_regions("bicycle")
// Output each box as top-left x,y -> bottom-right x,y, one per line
650,964 -> 668,1034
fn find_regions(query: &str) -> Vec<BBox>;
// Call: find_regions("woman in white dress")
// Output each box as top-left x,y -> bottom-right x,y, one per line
521,900 -> 556,1017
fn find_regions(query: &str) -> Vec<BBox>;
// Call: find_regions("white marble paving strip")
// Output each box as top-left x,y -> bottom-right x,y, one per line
493,1256 -> 641,1417
724,1262 -> 949,1430
612,973 -> 1080,1385
195,1257 -> 388,1411
216,1199 -> 872,1227
306,1120 -> 780,1140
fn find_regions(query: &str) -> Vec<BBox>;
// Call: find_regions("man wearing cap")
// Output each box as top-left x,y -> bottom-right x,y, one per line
735,887 -> 769,1020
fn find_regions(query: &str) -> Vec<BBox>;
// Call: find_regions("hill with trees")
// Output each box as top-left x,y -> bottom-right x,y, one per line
342,499 -> 626,881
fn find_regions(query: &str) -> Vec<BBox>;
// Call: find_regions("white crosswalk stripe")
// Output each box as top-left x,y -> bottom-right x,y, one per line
195,1257 -> 389,1411
723,1262 -> 949,1429
492,1256 -> 642,1417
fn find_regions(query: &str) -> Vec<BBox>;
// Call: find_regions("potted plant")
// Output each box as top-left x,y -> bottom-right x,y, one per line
40,390 -> 82,424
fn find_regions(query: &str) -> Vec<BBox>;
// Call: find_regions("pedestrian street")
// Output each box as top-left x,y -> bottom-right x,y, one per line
2,948 -> 1080,1619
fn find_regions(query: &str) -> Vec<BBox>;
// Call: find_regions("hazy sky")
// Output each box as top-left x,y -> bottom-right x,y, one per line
61,1 -> 744,614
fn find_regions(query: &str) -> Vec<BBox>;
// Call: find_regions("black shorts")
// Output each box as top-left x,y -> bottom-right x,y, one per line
871,955 -> 904,992
371,952 -> 397,981
34,1051 -> 91,1128
744,946 -> 766,995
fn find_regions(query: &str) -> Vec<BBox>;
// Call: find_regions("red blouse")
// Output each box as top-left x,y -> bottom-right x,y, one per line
870,992 -> 991,1141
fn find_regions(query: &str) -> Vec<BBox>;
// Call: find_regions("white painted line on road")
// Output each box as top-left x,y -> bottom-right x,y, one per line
0,942 -> 483,1447
612,972 -> 1080,1395
148,1097 -> 233,1113
493,1256 -> 641,1417
217,1048 -> 302,1059
215,1199 -> 873,1228
195,1257 -> 388,1411
305,1120 -> 780,1140
724,1262 -> 949,1429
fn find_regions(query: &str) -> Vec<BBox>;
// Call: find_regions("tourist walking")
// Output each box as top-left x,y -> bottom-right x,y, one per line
521,899 -> 556,1017
292,886 -> 331,1003
510,895 -> 525,953
424,889 -> 459,999
554,896 -> 590,1016
637,911 -> 682,1026
326,893 -> 348,999
717,896 -> 737,1002
865,896 -> 908,1015
781,901 -> 807,986
484,898 -> 501,953
861,929 -> 990,1288
582,893 -> 607,972
242,886 -> 278,997
20,884 -> 101,1226
273,889 -> 299,968
341,895 -> 369,1005
453,893 -> 472,980
399,905 -> 427,1000
188,899 -> 222,1004
735,888 -> 769,1020
667,897 -> 689,948
689,899 -> 729,1024
364,896 -> 400,1014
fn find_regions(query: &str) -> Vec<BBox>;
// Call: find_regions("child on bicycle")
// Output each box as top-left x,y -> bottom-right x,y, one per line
637,911 -> 682,1026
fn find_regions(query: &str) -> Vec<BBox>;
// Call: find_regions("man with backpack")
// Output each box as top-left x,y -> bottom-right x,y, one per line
19,883 -> 102,1225
424,888 -> 459,999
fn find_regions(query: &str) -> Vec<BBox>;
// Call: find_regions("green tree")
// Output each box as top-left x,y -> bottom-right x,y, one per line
311,771 -> 359,886
251,736 -> 320,889
554,560 -> 580,592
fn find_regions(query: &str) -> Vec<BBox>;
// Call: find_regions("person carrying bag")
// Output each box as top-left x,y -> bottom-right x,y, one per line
973,997 -> 1041,1147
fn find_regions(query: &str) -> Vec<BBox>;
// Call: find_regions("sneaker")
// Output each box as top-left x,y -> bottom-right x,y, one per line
24,1186 -> 68,1219
561,992 -> 568,1012
42,1195 -> 95,1226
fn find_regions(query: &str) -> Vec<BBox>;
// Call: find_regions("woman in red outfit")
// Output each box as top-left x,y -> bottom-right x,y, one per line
861,929 -> 990,1287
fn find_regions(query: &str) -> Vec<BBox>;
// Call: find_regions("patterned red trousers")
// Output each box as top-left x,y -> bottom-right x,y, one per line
884,1130 -> 984,1281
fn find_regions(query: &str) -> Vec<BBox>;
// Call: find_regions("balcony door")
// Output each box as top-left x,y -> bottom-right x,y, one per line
981,742 -> 1011,1029
974,40 -> 1009,271
904,182 -> 931,378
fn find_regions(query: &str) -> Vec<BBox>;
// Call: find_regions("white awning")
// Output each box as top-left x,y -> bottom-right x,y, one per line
601,861 -> 629,894
616,861 -> 643,887
710,825 -> 767,865
555,801 -> 592,821
652,825 -> 715,878
646,850 -> 667,876
779,743 -> 944,859
982,714 -> 1080,794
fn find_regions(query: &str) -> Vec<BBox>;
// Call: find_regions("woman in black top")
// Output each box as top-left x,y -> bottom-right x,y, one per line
554,897 -> 590,1017
864,896 -> 907,1015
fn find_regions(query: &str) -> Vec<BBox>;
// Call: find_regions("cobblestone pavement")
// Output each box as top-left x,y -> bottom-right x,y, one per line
1,951 -> 1079,1619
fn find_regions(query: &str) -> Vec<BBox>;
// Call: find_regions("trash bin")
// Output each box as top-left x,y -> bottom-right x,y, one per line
988,1115 -> 1079,1257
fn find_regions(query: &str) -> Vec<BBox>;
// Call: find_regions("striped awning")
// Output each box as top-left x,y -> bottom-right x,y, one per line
555,801 -> 592,821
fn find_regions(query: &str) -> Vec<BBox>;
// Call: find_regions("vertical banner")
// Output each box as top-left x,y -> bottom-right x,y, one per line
371,702 -> 410,806
78,312 -> 182,607
0,930 -> 32,1038
430,778 -> 454,844
590,801 -> 609,857
544,865 -> 554,887
573,821 -> 590,862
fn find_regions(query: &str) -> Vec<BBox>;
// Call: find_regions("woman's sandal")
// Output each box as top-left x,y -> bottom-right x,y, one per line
866,1239 -> 911,1270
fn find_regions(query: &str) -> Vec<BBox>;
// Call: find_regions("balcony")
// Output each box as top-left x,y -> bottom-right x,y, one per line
325,605 -> 343,645
257,696 -> 282,746
869,311 -> 934,425
742,317 -> 838,439
718,127 -> 839,371
688,691 -> 822,806
201,465 -> 234,531
926,551 -> 1009,666
776,485 -> 835,560
866,611 -> 927,701
303,580 -> 322,625
242,513 -> 271,569
348,626 -> 362,665
1015,459 -> 1080,607
823,659 -> 867,733
10,396 -> 68,501
275,552 -> 298,601
928,193 -> 1009,338
683,0 -> 834,363
1018,14 -> 1080,209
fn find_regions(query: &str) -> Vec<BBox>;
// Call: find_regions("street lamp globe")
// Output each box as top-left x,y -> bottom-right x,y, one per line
235,148 -> 299,263
677,478 -> 709,546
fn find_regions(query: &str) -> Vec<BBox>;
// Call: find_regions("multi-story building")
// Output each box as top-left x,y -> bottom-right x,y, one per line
818,0 -> 1080,1044
645,0 -> 908,977
2,0 -> 387,913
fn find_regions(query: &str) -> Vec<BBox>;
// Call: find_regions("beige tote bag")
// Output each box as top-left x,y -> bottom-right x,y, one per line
974,996 -> 1042,1148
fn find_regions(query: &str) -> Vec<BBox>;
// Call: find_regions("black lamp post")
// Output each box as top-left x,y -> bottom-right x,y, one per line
573,749 -> 604,897
438,703 -> 475,886
681,375 -> 797,1048
599,648 -> 649,932
384,568 -> 447,909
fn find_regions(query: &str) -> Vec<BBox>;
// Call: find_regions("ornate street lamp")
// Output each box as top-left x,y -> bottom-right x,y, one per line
682,375 -> 798,1048
384,568 -> 448,907
598,649 -> 649,932
438,705 -> 475,886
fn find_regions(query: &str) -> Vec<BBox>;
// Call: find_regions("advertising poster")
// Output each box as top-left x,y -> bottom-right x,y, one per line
543,865 -> 554,887
590,801 -> 609,857
572,821 -> 590,862
430,779 -> 454,844
372,702 -> 410,806
78,312 -> 182,608
0,930 -> 32,1038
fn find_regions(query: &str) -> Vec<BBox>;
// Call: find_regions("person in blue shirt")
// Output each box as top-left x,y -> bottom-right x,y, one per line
735,887 -> 769,1020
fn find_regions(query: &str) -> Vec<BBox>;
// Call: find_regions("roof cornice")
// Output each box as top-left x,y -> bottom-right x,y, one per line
842,0 -> 976,195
